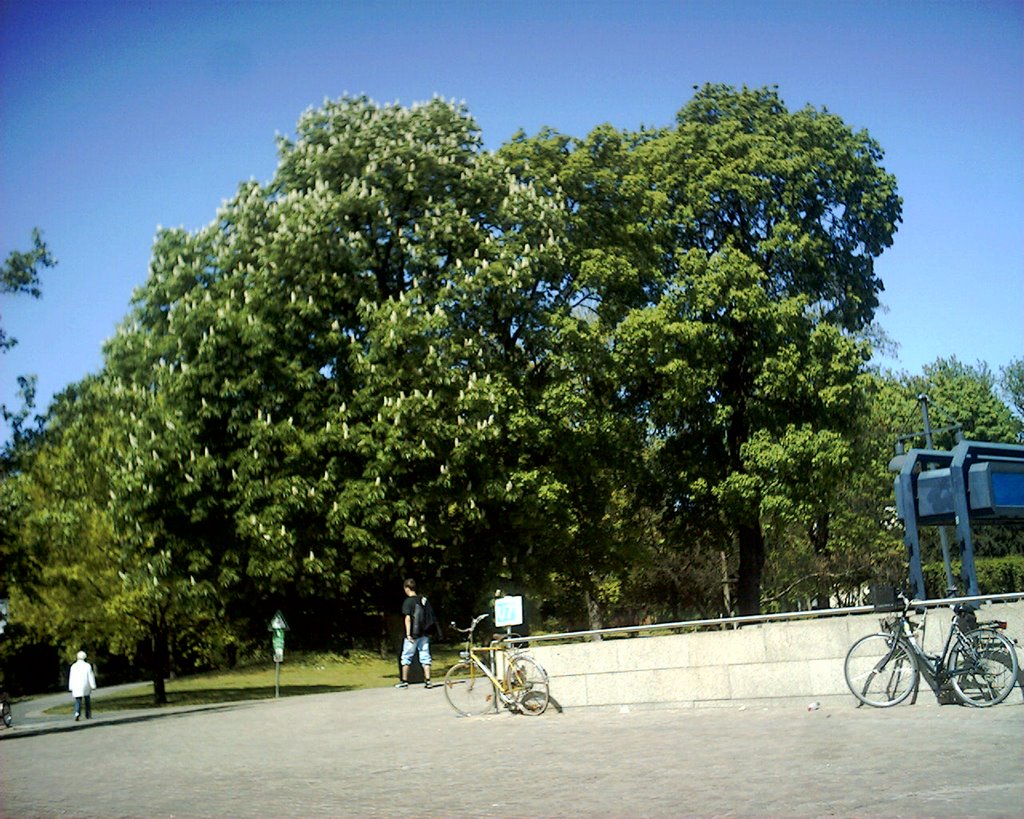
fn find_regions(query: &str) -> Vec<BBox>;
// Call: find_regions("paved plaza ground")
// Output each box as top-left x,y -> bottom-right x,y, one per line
1,684 -> 1022,817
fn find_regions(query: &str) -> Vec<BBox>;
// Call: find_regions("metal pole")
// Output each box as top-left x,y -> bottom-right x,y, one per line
919,395 -> 956,594
508,591 -> 1024,645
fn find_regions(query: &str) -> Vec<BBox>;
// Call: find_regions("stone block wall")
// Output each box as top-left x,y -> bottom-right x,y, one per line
530,599 -> 1024,710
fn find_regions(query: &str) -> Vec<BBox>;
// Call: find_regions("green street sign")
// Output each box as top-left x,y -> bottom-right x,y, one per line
269,611 -> 289,666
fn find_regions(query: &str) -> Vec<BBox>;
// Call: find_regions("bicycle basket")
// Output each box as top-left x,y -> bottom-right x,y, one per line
955,608 -> 978,632
870,584 -> 899,612
879,615 -> 900,631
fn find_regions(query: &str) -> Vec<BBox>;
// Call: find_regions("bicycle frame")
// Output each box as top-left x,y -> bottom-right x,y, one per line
446,613 -> 549,716
883,596 -> 1010,689
454,615 -> 521,704
846,591 -> 1018,708
892,597 -> 1003,679
457,646 -> 518,709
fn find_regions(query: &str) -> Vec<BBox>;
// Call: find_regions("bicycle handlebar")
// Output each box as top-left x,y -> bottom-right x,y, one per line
896,589 -> 983,616
895,590 -> 927,616
450,613 -> 490,635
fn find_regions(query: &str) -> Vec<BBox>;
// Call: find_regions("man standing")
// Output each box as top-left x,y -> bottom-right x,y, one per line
396,578 -> 432,689
68,650 -> 97,721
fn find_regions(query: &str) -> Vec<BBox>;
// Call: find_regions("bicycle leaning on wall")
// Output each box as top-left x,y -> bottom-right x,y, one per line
844,590 -> 1020,708
443,613 -> 550,716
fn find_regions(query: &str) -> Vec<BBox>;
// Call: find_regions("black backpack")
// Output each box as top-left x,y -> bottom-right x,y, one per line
411,596 -> 441,639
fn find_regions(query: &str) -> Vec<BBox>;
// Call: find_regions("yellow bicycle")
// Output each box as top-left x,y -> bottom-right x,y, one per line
443,613 -> 550,716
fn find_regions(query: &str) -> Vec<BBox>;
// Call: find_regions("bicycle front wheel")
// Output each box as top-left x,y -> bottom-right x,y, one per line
949,629 -> 1019,707
505,654 -> 549,716
844,633 -> 919,707
444,661 -> 497,716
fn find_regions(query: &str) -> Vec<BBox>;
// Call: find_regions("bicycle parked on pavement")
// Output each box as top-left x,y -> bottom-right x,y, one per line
844,590 -> 1019,708
443,613 -> 550,716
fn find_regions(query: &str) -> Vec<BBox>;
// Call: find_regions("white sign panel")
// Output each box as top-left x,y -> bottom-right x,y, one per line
494,595 -> 523,628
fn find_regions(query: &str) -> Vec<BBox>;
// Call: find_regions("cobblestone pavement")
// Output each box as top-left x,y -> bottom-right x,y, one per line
2,685 -> 1022,817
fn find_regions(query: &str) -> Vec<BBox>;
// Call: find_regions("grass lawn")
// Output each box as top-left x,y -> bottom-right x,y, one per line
42,647 -> 462,714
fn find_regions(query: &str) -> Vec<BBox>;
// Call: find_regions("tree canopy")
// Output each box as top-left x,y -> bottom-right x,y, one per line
1,228 -> 56,440
503,85 -> 902,613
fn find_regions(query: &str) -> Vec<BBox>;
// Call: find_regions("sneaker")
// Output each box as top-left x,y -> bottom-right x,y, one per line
74,714 -> 80,722
394,681 -> 409,689
424,680 -> 432,689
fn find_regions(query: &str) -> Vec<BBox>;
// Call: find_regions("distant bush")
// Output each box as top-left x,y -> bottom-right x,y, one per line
922,555 -> 1024,598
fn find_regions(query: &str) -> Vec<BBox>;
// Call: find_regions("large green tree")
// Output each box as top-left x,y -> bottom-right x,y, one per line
99,95 -> 614,650
506,86 -> 902,615
651,86 -> 901,615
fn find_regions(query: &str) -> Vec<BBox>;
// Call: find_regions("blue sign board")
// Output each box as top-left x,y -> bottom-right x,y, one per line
893,439 -> 1024,599
494,595 -> 524,628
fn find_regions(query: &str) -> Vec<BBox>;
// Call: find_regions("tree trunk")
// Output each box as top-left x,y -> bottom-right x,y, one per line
151,622 -> 169,705
724,350 -> 762,617
810,514 -> 832,610
720,551 -> 734,617
736,521 -> 765,616
584,589 -> 603,642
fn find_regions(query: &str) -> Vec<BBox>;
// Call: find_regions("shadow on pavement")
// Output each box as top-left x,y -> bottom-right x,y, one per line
3,684 -> 366,741
1,701 -> 250,741
41,683 -> 358,715
54,683 -> 358,712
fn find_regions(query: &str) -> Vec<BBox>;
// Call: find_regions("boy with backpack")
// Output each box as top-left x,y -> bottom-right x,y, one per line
396,578 -> 438,689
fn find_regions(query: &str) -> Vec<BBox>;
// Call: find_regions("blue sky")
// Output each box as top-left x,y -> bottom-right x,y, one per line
2,0 -> 1022,440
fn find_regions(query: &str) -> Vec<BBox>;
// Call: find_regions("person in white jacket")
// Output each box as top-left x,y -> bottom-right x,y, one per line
68,650 -> 97,721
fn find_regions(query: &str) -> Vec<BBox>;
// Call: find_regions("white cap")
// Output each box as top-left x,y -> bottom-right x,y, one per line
77,650 -> 87,660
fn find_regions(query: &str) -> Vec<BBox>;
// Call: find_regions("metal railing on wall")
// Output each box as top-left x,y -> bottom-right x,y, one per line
507,591 -> 1024,646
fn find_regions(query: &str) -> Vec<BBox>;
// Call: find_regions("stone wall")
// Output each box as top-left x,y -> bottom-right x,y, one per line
530,599 -> 1024,710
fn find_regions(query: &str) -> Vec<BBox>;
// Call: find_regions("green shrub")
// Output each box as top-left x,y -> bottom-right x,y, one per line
922,555 -> 1024,598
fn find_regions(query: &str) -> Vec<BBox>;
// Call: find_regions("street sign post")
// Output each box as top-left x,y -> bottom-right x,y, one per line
268,611 -> 290,698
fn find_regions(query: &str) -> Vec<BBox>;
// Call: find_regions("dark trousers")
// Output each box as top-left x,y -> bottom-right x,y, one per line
74,695 -> 92,719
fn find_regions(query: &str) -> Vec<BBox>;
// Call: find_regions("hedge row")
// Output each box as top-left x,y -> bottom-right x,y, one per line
921,555 -> 1024,599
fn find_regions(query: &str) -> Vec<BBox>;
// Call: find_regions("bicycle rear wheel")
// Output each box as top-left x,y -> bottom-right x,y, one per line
505,654 -> 549,716
949,629 -> 1019,707
844,633 -> 919,707
443,661 -> 497,716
